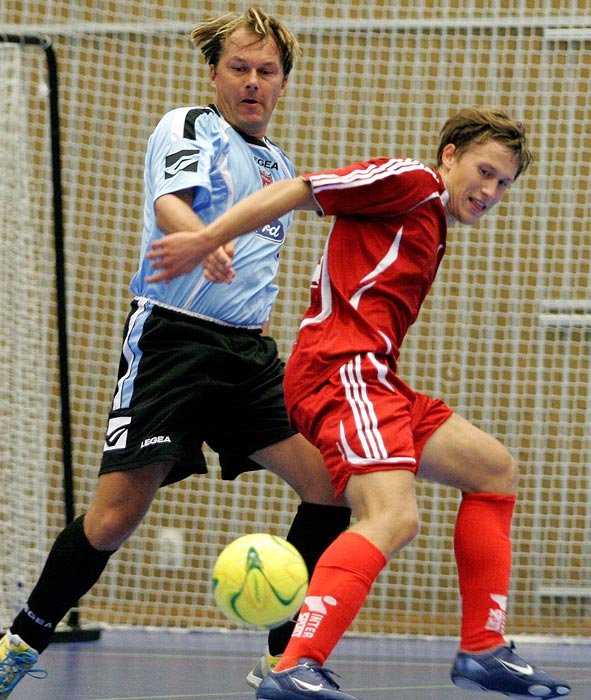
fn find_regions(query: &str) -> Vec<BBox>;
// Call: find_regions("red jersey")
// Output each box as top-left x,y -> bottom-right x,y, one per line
284,157 -> 448,408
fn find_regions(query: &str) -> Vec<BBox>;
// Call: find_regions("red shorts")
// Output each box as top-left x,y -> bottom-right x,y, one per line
287,353 -> 453,496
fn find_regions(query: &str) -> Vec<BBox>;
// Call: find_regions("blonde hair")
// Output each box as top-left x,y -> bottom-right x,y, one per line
436,107 -> 533,179
190,5 -> 301,77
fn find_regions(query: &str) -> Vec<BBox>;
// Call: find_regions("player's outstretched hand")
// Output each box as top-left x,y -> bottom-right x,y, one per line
145,232 -> 235,284
203,241 -> 236,283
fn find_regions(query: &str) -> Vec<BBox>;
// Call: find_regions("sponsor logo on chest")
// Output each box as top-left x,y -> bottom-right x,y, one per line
256,220 -> 285,244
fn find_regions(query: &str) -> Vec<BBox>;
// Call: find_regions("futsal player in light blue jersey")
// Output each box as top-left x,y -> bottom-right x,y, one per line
132,103 -> 296,324
0,8 -> 350,697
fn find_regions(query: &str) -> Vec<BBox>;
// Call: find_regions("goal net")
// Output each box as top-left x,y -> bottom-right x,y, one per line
0,39 -> 59,627
1,1 -> 589,641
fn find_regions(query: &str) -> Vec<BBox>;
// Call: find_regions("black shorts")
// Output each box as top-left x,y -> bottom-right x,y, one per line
99,299 -> 296,485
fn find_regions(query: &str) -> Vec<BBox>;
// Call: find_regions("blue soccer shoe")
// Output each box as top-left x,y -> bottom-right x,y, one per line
451,641 -> 571,698
255,657 -> 360,700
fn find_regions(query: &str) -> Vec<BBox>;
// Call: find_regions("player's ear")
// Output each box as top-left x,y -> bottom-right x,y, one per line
440,143 -> 457,169
209,63 -> 217,86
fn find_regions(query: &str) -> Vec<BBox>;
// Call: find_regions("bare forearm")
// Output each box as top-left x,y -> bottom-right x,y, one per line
146,178 -> 314,284
155,190 -> 204,234
202,177 -> 315,249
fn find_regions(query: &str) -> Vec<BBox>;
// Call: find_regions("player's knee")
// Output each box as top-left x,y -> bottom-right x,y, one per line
376,507 -> 419,558
395,511 -> 419,550
296,476 -> 345,506
472,447 -> 518,495
403,508 -> 420,542
84,509 -> 137,551
499,451 -> 519,493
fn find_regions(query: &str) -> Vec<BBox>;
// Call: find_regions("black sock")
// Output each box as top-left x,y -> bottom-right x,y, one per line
267,501 -> 351,657
11,515 -> 115,653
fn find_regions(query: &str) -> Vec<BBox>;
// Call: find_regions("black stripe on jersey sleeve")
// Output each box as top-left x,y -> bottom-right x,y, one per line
183,105 -> 216,140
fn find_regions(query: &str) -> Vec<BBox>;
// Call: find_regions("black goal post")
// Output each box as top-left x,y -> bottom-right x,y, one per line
0,33 -> 100,644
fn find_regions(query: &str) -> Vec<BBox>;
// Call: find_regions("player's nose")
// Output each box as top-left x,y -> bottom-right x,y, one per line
244,68 -> 260,89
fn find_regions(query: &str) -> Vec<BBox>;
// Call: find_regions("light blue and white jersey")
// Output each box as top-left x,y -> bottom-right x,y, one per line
130,104 -> 296,328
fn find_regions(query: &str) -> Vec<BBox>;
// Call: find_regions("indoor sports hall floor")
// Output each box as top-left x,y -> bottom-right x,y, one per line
12,629 -> 590,700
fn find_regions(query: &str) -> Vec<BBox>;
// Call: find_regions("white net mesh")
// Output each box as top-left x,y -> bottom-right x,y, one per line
0,41 -> 55,626
1,1 -> 589,640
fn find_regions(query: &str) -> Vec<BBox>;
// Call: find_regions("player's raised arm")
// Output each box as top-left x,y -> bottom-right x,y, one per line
145,177 -> 315,283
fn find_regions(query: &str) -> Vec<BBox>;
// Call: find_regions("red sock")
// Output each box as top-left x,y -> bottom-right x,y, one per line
454,492 -> 516,652
276,531 -> 386,670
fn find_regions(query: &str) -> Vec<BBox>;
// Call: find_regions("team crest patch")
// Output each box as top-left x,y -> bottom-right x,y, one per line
259,168 -> 273,187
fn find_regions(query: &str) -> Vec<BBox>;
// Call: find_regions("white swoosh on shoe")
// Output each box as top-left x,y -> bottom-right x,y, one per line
293,678 -> 325,691
498,659 -> 535,675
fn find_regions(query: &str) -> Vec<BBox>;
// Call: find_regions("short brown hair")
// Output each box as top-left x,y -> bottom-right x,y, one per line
436,107 -> 533,179
190,5 -> 301,77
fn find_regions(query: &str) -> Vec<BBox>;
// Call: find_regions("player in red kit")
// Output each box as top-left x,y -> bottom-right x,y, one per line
147,107 -> 571,700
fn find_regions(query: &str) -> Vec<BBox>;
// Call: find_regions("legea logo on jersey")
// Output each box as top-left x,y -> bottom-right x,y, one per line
255,219 -> 285,244
103,416 -> 132,451
164,149 -> 200,179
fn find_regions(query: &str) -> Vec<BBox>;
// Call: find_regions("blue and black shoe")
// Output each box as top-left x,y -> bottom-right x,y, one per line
451,640 -> 571,698
255,657 -> 360,700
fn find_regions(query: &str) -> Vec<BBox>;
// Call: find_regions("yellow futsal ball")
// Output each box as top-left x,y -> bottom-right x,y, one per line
212,533 -> 308,629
